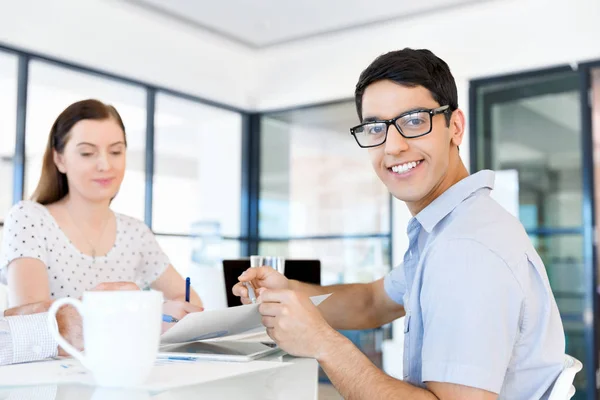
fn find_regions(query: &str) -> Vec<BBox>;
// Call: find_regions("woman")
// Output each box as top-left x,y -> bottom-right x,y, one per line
0,99 -> 202,329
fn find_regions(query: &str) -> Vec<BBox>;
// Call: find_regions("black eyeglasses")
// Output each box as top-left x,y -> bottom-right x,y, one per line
350,105 -> 450,148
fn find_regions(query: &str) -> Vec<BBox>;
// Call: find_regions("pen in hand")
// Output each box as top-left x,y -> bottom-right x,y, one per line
162,314 -> 179,323
244,281 -> 257,304
185,277 -> 190,303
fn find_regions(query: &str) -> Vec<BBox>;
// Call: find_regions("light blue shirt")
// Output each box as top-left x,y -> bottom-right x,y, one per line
384,170 -> 565,399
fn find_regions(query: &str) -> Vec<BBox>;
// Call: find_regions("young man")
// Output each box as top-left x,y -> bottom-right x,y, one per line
234,48 -> 565,399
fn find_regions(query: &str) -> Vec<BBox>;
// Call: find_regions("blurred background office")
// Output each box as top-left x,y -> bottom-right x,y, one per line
1,0 -> 599,398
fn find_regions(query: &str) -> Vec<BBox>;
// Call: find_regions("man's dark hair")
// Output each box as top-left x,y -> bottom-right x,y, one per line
354,48 -> 458,125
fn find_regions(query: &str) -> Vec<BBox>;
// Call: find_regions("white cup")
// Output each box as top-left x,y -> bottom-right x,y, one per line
47,290 -> 163,388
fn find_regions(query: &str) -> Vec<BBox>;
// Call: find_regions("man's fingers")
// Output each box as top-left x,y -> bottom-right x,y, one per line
259,289 -> 295,304
262,316 -> 276,329
232,282 -> 248,298
237,268 -> 258,282
237,266 -> 274,283
240,297 -> 252,305
258,302 -> 281,317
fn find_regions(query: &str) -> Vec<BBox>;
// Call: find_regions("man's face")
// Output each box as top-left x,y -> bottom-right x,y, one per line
360,80 -> 463,205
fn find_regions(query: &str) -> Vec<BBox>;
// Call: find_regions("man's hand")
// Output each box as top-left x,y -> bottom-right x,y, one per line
4,300 -> 83,357
258,289 -> 336,359
55,304 -> 83,356
55,281 -> 141,355
161,300 -> 203,334
233,267 -> 290,305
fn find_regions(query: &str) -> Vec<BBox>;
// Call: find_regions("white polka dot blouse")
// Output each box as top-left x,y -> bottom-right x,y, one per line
0,201 -> 170,299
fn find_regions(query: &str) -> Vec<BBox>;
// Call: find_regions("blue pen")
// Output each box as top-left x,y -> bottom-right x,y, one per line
185,277 -> 190,302
155,357 -> 198,366
162,314 -> 179,323
166,356 -> 196,361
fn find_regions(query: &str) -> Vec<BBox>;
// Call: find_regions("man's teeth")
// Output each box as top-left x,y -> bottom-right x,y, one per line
391,161 -> 421,173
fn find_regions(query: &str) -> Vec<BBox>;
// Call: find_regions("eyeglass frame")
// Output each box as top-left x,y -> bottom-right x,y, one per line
349,105 -> 451,148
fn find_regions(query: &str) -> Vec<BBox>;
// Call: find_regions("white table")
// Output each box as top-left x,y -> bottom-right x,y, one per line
0,328 -> 320,400
0,355 -> 319,400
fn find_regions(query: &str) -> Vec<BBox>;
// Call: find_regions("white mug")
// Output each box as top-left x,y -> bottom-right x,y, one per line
47,290 -> 163,387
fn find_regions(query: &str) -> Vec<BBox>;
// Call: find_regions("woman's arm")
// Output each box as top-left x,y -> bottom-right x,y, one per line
6,258 -> 51,307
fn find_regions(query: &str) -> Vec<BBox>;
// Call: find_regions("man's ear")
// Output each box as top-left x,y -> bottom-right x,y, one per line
450,108 -> 466,148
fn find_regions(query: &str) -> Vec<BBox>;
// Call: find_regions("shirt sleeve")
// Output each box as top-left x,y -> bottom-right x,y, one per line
384,263 -> 407,305
420,239 -> 524,393
135,223 -> 171,289
0,202 -> 48,284
0,313 -> 58,365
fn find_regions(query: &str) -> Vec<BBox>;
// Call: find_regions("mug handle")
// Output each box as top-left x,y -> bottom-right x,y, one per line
47,298 -> 87,366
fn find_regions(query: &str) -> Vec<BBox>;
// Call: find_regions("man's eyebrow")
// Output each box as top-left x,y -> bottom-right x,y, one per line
362,107 -> 429,123
362,116 -> 380,123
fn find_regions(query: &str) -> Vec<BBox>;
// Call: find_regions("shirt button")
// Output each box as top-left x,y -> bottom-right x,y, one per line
32,345 -> 42,355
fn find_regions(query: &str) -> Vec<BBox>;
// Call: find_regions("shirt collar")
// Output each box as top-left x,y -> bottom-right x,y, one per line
415,170 -> 495,233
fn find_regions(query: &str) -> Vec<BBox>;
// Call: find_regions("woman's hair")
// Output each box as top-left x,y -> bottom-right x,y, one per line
31,99 -> 126,205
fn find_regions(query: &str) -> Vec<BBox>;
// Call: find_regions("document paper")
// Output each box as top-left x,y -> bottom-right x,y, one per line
160,294 -> 332,345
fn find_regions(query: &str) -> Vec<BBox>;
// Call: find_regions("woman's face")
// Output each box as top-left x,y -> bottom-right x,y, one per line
54,117 -> 126,203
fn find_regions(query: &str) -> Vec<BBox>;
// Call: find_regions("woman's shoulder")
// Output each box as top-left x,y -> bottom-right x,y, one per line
114,212 -> 152,233
5,200 -> 49,221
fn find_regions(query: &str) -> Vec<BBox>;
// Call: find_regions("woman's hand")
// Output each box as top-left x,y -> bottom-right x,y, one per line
161,300 -> 204,333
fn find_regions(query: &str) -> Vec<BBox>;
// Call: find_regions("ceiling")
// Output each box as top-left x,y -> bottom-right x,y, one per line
124,0 -> 491,48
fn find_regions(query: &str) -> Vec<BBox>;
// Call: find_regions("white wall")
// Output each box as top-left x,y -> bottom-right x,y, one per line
254,0 -> 600,111
0,0 -> 257,110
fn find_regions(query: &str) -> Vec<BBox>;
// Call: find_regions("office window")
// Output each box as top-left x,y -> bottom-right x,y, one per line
259,101 -> 391,285
0,52 -> 18,219
260,103 -> 389,238
259,101 -> 391,377
0,44 -> 249,311
153,94 -> 243,310
153,93 -> 242,238
472,70 -> 589,395
156,236 -> 241,278
25,61 -> 147,220
259,237 -> 390,286
593,67 -> 600,282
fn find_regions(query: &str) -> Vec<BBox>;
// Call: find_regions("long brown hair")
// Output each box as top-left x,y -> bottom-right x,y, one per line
31,99 -> 127,205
